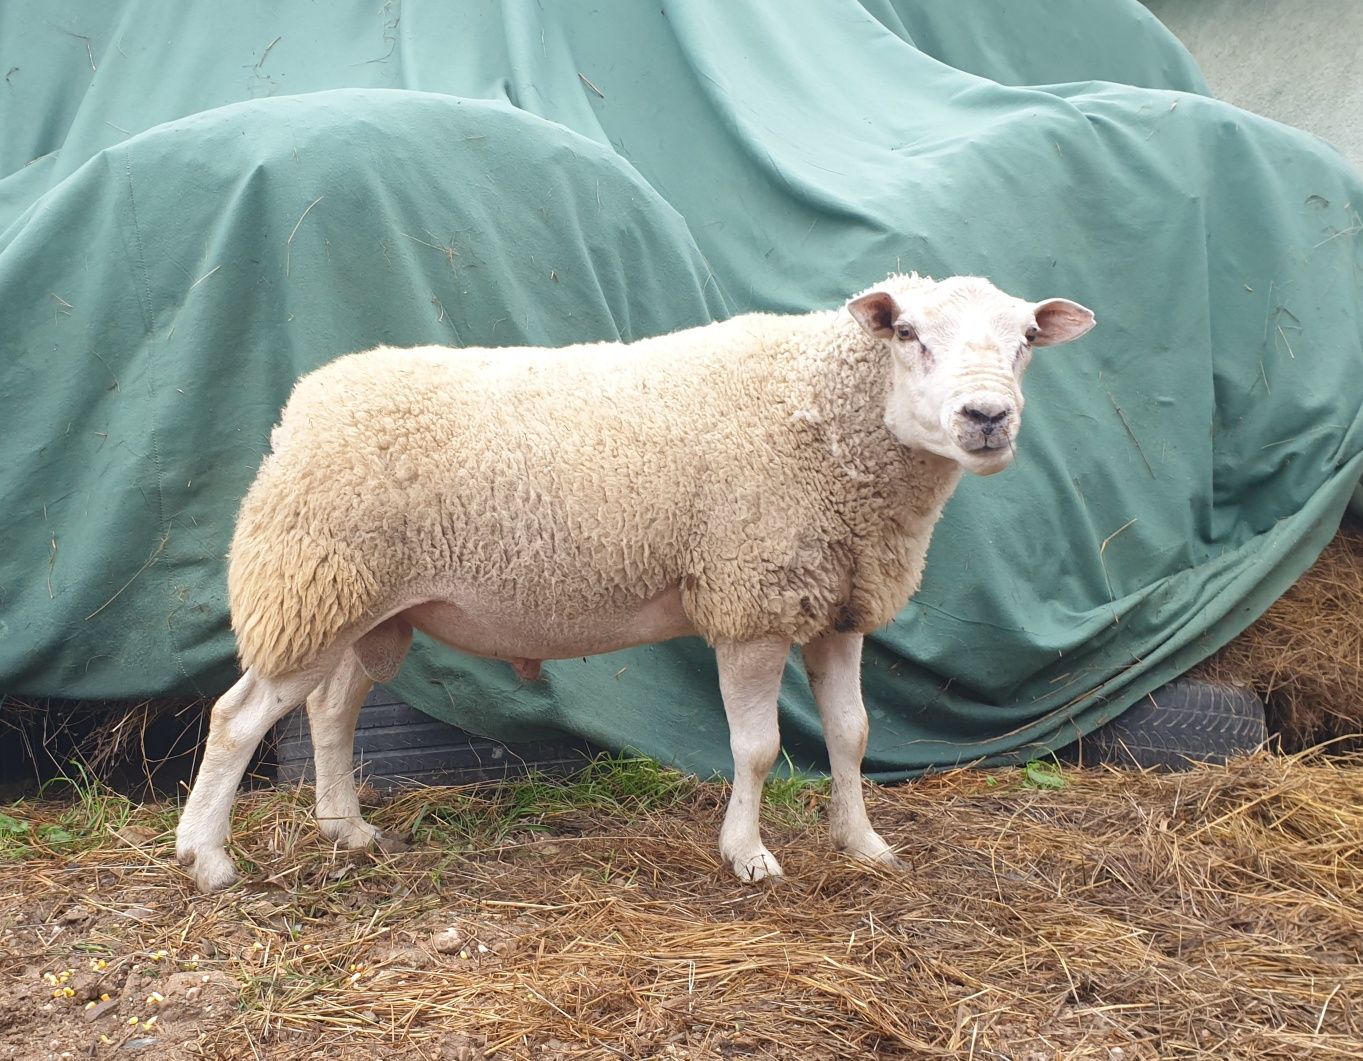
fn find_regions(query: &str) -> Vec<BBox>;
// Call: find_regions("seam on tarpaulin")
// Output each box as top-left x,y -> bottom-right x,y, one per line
122,155 -> 192,688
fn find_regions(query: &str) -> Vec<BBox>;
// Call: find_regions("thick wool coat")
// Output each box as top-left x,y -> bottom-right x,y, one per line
228,275 -> 962,678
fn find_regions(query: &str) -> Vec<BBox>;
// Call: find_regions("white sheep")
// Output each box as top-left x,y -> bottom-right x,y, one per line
175,272 -> 1095,892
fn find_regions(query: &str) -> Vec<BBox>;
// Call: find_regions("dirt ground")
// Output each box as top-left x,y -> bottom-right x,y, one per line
1,754 -> 1360,1059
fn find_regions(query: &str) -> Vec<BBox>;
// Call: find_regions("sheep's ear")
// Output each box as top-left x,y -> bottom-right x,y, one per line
847,291 -> 899,339
1031,298 -> 1096,347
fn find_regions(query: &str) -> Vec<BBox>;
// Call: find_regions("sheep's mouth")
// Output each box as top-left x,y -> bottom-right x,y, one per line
956,440 -> 1016,475
960,435 -> 1013,454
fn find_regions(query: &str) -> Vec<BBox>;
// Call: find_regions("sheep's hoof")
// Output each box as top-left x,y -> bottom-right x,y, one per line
837,830 -> 903,869
859,849 -> 905,872
178,845 -> 241,894
726,846 -> 785,883
322,818 -> 410,854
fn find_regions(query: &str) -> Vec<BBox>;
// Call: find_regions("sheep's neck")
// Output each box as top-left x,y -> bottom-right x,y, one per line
770,315 -> 961,632
807,315 -> 964,519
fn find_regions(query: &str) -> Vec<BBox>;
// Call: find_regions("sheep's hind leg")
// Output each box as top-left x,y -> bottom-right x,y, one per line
801,632 -> 898,866
716,637 -> 791,882
177,668 -> 321,893
309,618 -> 412,853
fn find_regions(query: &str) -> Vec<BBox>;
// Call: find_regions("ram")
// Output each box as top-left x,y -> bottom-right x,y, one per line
175,272 -> 1095,892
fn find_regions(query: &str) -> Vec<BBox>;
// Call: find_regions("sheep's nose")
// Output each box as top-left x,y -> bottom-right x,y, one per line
961,403 -> 1010,433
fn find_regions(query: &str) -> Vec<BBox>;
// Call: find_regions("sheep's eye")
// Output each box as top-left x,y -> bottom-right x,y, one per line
895,323 -> 917,342
1025,325 -> 1040,343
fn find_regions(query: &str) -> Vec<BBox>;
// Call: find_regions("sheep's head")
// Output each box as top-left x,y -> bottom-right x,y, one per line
847,274 -> 1095,476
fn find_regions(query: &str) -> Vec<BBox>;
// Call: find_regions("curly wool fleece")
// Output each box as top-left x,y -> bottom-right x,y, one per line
228,274 -> 962,679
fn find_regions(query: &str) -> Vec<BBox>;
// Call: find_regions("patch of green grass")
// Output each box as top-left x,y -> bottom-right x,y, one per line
1022,759 -> 1066,791
0,761 -> 141,860
41,760 -> 139,831
399,754 -> 700,851
0,811 -> 33,860
405,791 -> 504,850
513,754 -> 698,818
302,754 -> 836,862
140,802 -> 181,834
762,754 -> 830,828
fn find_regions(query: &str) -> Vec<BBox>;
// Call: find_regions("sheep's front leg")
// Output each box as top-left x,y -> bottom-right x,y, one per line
177,668 -> 320,892
716,636 -> 790,882
801,632 -> 898,865
306,651 -> 407,854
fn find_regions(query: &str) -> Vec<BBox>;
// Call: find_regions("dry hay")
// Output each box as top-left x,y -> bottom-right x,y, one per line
0,694 -> 209,786
2,754 -> 1361,1059
1194,523 -> 1363,750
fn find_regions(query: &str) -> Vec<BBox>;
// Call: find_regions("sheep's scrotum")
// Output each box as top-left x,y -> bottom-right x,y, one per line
176,272 -> 1095,893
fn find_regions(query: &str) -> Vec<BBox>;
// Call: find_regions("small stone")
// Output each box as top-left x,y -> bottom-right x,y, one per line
432,928 -> 465,954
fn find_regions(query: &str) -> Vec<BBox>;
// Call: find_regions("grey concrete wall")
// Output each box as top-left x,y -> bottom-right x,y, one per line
1143,0 -> 1363,175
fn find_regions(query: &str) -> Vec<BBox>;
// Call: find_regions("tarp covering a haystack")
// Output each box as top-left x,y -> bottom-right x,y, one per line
2,1 -> 1362,778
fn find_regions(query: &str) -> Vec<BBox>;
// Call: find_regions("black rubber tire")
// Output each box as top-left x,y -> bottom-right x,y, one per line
273,686 -> 598,791
1057,677 -> 1267,771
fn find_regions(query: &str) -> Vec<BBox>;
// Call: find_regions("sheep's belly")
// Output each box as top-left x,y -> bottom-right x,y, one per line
401,587 -> 696,664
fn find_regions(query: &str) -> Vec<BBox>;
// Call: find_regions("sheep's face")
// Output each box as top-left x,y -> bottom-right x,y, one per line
848,275 -> 1095,476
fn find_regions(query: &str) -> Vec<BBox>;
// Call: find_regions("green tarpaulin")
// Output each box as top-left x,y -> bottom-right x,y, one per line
3,1 -> 1362,778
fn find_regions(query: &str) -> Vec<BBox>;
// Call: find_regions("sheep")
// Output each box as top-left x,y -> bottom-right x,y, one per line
174,272 -> 1095,893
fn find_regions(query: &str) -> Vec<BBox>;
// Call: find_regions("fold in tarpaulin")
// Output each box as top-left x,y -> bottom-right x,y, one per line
2,1 -> 1362,779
